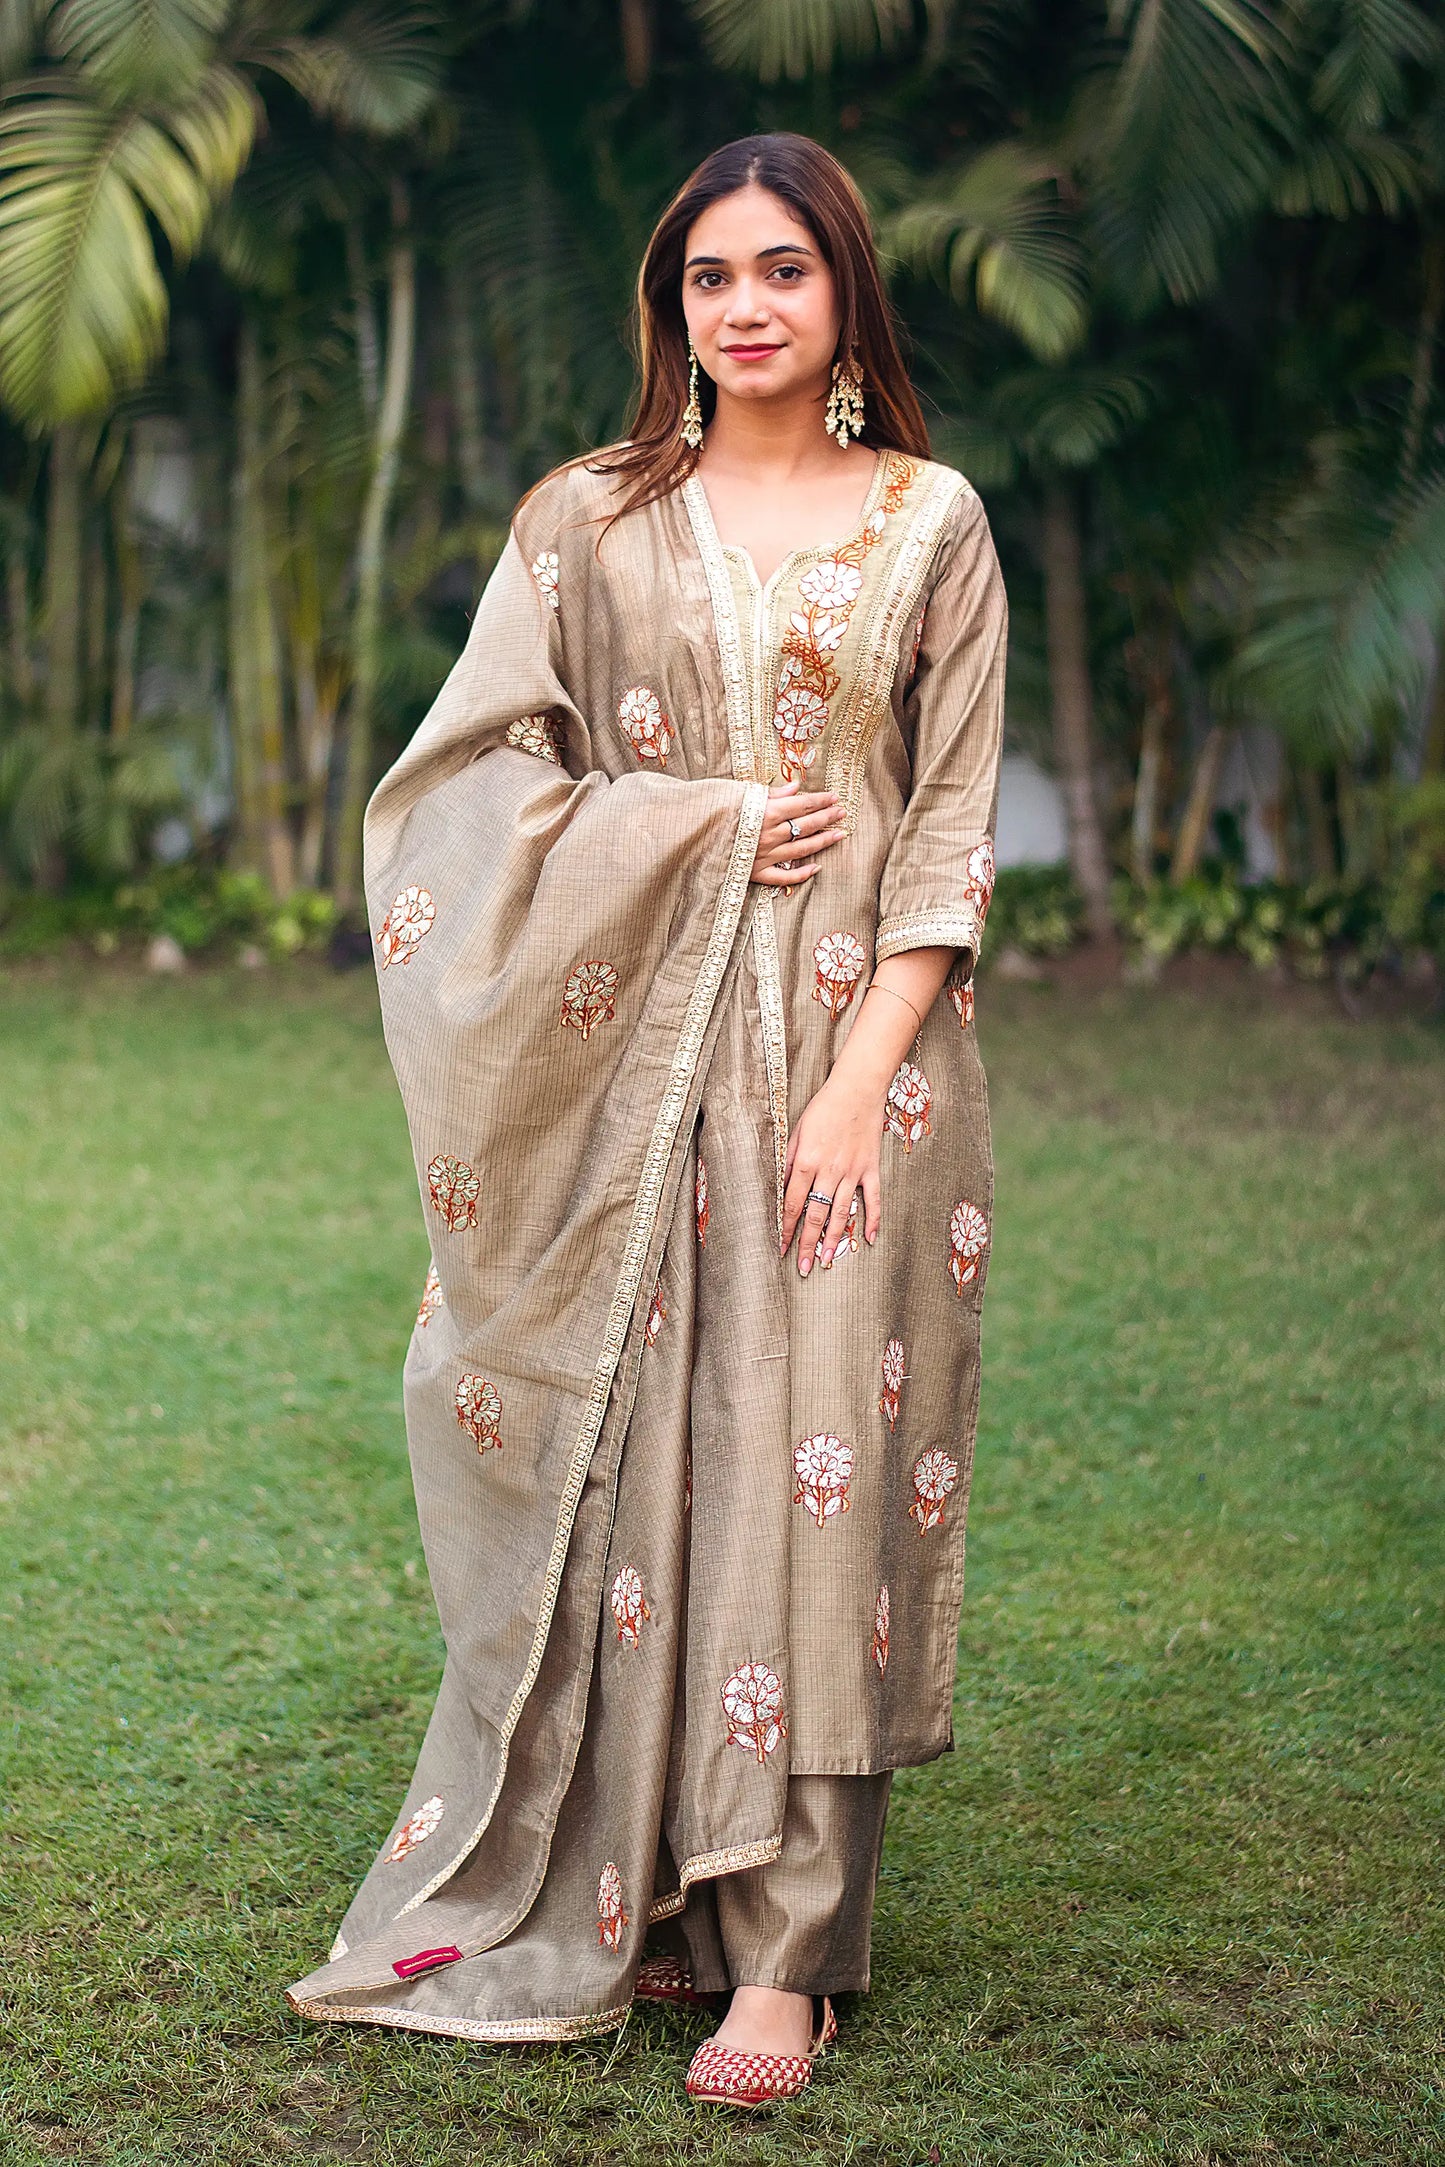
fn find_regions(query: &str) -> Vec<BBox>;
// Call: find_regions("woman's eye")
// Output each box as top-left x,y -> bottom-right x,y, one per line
693,271 -> 723,289
771,264 -> 805,281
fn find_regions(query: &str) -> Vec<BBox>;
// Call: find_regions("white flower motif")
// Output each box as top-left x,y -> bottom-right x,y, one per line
617,685 -> 674,768
872,1585 -> 890,1674
455,1374 -> 503,1452
948,1199 -> 990,1293
879,1337 -> 905,1430
506,713 -> 562,764
385,1794 -> 444,1862
560,958 -> 619,1039
798,557 -> 863,612
416,1262 -> 443,1329
910,1449 -> 959,1534
721,1661 -> 787,1763
949,978 -> 975,1030
597,1861 -> 627,1950
792,1432 -> 854,1528
644,1277 -> 666,1345
812,930 -> 867,1019
885,1061 -> 933,1153
609,1564 -> 651,1648
376,885 -> 435,969
963,838 -> 996,913
427,1153 -> 480,1233
530,550 -> 560,610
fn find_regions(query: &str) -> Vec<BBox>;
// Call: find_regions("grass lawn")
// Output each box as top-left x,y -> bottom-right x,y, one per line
2,960 -> 1442,2167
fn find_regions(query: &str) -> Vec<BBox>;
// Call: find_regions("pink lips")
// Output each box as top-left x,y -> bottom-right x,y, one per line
722,344 -> 782,360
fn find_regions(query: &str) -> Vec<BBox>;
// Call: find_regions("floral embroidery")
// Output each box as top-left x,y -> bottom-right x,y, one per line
610,1564 -> 651,1648
828,1193 -> 862,1262
530,549 -> 559,611
644,1277 -> 666,1345
560,958 -> 619,1039
949,977 -> 975,1030
597,1861 -> 627,1950
948,1200 -> 990,1292
792,1432 -> 854,1528
910,1449 -> 959,1533
812,930 -> 866,1019
885,1060 -> 933,1152
506,713 -> 562,764
696,1157 -> 710,1245
428,1153 -> 480,1233
416,1262 -> 443,1329
376,885 -> 435,969
385,1793 -> 444,1862
455,1374 -> 503,1452
872,1585 -> 890,1674
617,685 -> 674,769
772,453 -> 914,780
963,838 -> 996,923
721,1661 -> 788,1763
879,1338 -> 905,1430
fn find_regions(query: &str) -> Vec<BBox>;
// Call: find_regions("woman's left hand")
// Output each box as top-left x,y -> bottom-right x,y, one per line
781,1074 -> 886,1276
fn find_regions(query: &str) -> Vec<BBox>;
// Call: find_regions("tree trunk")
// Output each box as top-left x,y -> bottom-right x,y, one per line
346,217 -> 380,424
228,317 -> 295,893
43,423 -> 84,739
1041,479 -> 1113,939
1170,725 -> 1228,882
110,441 -> 141,742
619,0 -> 653,87
1297,764 -> 1337,882
6,529 -> 34,712
1401,225 -> 1443,488
1128,628 -> 1174,885
335,179 -> 416,909
445,255 -> 488,513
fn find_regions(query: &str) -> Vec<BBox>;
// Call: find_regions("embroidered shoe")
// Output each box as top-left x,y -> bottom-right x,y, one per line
635,1951 -> 713,2007
684,1996 -> 836,2107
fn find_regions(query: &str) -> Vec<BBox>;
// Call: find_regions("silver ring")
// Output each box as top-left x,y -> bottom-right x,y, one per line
806,1188 -> 833,1209
786,816 -> 801,842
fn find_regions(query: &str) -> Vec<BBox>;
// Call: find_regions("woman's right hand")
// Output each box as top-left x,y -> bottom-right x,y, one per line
750,779 -> 847,888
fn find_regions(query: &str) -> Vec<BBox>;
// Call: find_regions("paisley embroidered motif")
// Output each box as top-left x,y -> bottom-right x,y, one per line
385,1794 -> 444,1862
427,1154 -> 480,1233
455,1374 -> 503,1452
792,1433 -> 854,1528
617,685 -> 674,768
376,885 -> 435,969
812,930 -> 866,1019
885,1060 -> 933,1152
721,1661 -> 787,1763
560,958 -> 619,1038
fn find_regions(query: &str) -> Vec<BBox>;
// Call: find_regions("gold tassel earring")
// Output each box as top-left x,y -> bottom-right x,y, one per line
825,347 -> 865,446
681,339 -> 704,450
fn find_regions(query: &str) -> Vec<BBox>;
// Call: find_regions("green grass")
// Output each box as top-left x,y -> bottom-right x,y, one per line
2,961 -> 1442,2167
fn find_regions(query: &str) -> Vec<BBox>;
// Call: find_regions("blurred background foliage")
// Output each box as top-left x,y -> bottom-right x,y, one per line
0,0 -> 1441,976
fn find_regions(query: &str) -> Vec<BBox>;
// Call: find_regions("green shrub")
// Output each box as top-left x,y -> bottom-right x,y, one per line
0,866 -> 337,961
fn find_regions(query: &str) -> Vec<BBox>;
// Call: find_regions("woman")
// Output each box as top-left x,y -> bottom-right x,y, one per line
287,131 -> 1006,2107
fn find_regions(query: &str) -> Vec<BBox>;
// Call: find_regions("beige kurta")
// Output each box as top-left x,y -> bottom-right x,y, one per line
286,443 -> 1007,2040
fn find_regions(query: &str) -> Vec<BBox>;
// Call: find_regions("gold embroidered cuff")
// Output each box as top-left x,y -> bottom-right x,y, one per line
875,904 -> 985,966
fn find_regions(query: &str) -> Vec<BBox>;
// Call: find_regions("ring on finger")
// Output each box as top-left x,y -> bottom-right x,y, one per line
786,816 -> 802,843
806,1188 -> 833,1209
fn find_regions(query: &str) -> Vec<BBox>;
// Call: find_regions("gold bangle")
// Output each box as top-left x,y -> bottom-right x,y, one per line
864,980 -> 923,1032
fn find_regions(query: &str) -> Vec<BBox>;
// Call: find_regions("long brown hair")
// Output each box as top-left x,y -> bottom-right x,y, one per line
532,133 -> 931,531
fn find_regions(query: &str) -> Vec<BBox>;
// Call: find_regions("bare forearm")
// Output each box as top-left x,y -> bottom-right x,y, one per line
829,946 -> 956,1100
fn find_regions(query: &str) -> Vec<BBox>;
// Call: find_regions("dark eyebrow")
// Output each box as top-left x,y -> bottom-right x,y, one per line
683,242 -> 818,270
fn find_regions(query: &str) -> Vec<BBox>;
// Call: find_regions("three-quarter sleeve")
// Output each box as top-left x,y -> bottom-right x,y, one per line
874,487 -> 1007,975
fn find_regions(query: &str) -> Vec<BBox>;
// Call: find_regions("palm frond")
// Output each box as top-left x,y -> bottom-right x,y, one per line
48,0 -> 230,100
0,69 -> 257,424
1270,125 -> 1420,216
990,363 -> 1155,470
258,5 -> 442,135
1301,0 -> 1442,133
885,145 -> 1088,364
688,0 -> 915,81
0,0 -> 47,76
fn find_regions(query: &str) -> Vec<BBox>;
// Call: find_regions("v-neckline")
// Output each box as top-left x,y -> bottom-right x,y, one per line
691,448 -> 888,602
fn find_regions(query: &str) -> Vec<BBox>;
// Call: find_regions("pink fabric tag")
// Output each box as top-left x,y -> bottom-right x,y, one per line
392,1946 -> 463,1979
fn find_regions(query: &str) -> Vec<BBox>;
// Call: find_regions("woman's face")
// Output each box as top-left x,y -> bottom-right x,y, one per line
681,182 -> 841,410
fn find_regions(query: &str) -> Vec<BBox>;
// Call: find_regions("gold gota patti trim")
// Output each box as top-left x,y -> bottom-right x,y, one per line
875,903 -> 987,964
646,1833 -> 785,1924
286,1995 -> 631,2044
682,473 -> 793,1225
827,470 -> 972,832
384,776 -> 771,1930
